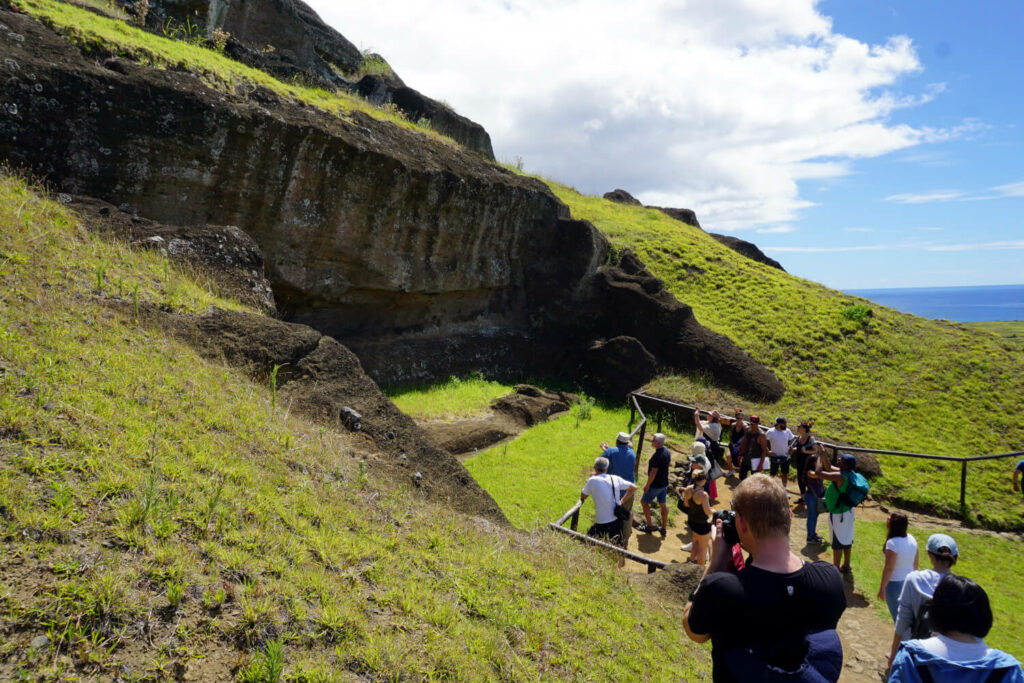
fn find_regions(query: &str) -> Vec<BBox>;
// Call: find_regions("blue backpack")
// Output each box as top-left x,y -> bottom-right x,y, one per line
725,629 -> 844,682
836,471 -> 870,509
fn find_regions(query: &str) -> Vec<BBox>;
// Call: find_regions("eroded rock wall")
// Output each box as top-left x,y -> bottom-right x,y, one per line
0,10 -> 784,402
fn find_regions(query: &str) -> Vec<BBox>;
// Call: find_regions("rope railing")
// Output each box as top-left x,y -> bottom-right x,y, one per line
628,391 -> 1024,513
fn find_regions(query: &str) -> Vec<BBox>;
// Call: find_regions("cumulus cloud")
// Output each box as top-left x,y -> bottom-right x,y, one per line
311,0 -> 961,231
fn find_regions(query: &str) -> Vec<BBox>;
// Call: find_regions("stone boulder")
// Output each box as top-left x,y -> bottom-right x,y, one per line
580,336 -> 658,400
653,206 -> 701,228
603,189 -> 642,205
355,75 -> 495,159
491,385 -> 578,426
710,233 -> 786,272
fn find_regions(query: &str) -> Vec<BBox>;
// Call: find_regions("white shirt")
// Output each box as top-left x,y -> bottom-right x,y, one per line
699,421 -> 722,442
766,427 -> 794,456
885,534 -> 918,582
918,633 -> 993,661
582,474 -> 634,524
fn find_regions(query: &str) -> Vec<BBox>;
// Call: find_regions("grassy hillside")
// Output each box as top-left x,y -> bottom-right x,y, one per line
14,0 -> 451,144
967,321 -> 1024,349
0,173 -> 708,680
543,183 -> 1024,530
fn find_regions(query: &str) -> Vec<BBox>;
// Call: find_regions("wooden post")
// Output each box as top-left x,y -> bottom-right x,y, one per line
960,460 -> 968,511
571,509 -> 579,532
657,409 -> 663,434
629,395 -> 636,431
635,419 -> 647,480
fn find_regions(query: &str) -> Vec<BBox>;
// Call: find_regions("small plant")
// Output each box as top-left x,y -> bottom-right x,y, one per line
95,264 -> 105,293
201,585 -> 227,610
358,53 -> 392,77
128,0 -> 149,24
570,393 -> 595,427
241,638 -> 285,683
210,27 -> 230,52
161,16 -> 201,44
841,303 -> 873,324
116,274 -> 124,297
269,363 -> 281,409
132,283 -> 140,319
166,580 -> 185,608
161,257 -> 169,282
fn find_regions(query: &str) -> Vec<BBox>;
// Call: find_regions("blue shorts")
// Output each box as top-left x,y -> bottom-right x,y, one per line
641,486 -> 668,504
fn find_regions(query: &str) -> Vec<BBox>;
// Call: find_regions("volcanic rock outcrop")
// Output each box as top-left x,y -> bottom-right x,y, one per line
707,233 -> 786,272
132,0 -> 495,158
0,9 -> 783,402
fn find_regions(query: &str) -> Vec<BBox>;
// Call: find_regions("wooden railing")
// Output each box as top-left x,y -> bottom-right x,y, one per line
628,391 -> 1024,513
547,394 -> 668,573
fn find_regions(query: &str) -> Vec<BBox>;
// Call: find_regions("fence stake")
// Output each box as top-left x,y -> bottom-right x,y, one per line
635,419 -> 647,480
571,508 -> 579,532
960,460 -> 968,511
657,409 -> 663,434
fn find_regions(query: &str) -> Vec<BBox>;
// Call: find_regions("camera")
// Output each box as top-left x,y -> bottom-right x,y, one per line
713,509 -> 740,547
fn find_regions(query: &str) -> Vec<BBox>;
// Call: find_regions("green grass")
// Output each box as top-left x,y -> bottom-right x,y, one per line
967,320 -> 1024,349
847,520 -> 1024,661
0,172 -> 708,680
388,374 -> 514,420
540,181 -> 1024,530
465,406 -> 633,530
16,0 -> 455,146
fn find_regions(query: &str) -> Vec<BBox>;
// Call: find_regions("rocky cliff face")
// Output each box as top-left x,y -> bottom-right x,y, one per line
0,9 -> 783,401
136,0 -> 495,158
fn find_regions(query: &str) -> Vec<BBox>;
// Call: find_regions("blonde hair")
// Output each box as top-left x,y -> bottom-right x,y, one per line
732,474 -> 790,539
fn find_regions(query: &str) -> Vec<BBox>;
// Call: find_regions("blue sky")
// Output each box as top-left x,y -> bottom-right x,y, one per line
311,0 -> 1024,290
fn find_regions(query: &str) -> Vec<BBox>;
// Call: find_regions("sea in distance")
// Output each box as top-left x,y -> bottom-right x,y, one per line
845,283 -> 1024,323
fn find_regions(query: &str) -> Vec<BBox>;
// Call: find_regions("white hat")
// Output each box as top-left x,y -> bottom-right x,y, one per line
691,441 -> 706,456
616,431 -> 631,444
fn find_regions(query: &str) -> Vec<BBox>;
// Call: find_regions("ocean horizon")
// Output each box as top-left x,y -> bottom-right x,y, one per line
845,284 -> 1024,323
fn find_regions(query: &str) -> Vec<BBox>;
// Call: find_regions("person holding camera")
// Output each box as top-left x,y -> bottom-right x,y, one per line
680,470 -> 714,565
580,456 -> 637,549
736,415 -> 769,480
683,474 -> 847,683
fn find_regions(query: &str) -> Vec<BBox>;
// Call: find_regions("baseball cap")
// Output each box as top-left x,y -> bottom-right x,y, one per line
775,416 -> 787,425
616,431 -> 631,444
840,453 -> 857,471
926,533 -> 959,558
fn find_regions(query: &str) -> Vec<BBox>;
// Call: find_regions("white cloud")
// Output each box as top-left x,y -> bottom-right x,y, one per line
310,0 -> 966,231
884,176 -> 1024,204
844,227 -> 873,233
766,239 -> 1024,254
925,240 -> 1024,252
884,190 -> 966,203
756,225 -> 796,234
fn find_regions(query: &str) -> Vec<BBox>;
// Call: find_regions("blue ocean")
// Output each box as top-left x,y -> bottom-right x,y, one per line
845,284 -> 1024,323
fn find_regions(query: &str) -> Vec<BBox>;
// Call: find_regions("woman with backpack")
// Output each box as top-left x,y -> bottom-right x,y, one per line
888,534 -> 960,668
808,452 -> 864,573
877,512 -> 919,622
888,575 -> 1023,683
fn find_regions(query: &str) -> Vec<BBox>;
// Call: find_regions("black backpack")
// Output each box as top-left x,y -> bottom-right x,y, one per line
725,629 -> 843,683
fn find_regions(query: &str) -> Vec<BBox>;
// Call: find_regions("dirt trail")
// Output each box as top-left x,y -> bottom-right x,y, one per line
624,472 -> 894,683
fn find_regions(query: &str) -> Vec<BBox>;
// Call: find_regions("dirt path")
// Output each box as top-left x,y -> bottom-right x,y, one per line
624,473 -> 894,683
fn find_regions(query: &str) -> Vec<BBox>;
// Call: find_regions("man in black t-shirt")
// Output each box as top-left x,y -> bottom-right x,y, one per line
639,433 -> 671,536
683,474 -> 847,683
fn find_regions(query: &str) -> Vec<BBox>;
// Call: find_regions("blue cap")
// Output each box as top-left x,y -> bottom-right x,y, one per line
926,533 -> 958,558
840,453 -> 857,470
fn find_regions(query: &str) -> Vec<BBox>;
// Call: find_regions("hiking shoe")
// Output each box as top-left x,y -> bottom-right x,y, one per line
680,542 -> 693,551
637,523 -> 655,533
726,469 -> 737,477
808,535 -> 825,544
658,526 -> 667,537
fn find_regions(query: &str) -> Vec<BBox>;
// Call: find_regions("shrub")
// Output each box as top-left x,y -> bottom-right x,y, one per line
841,304 -> 872,323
